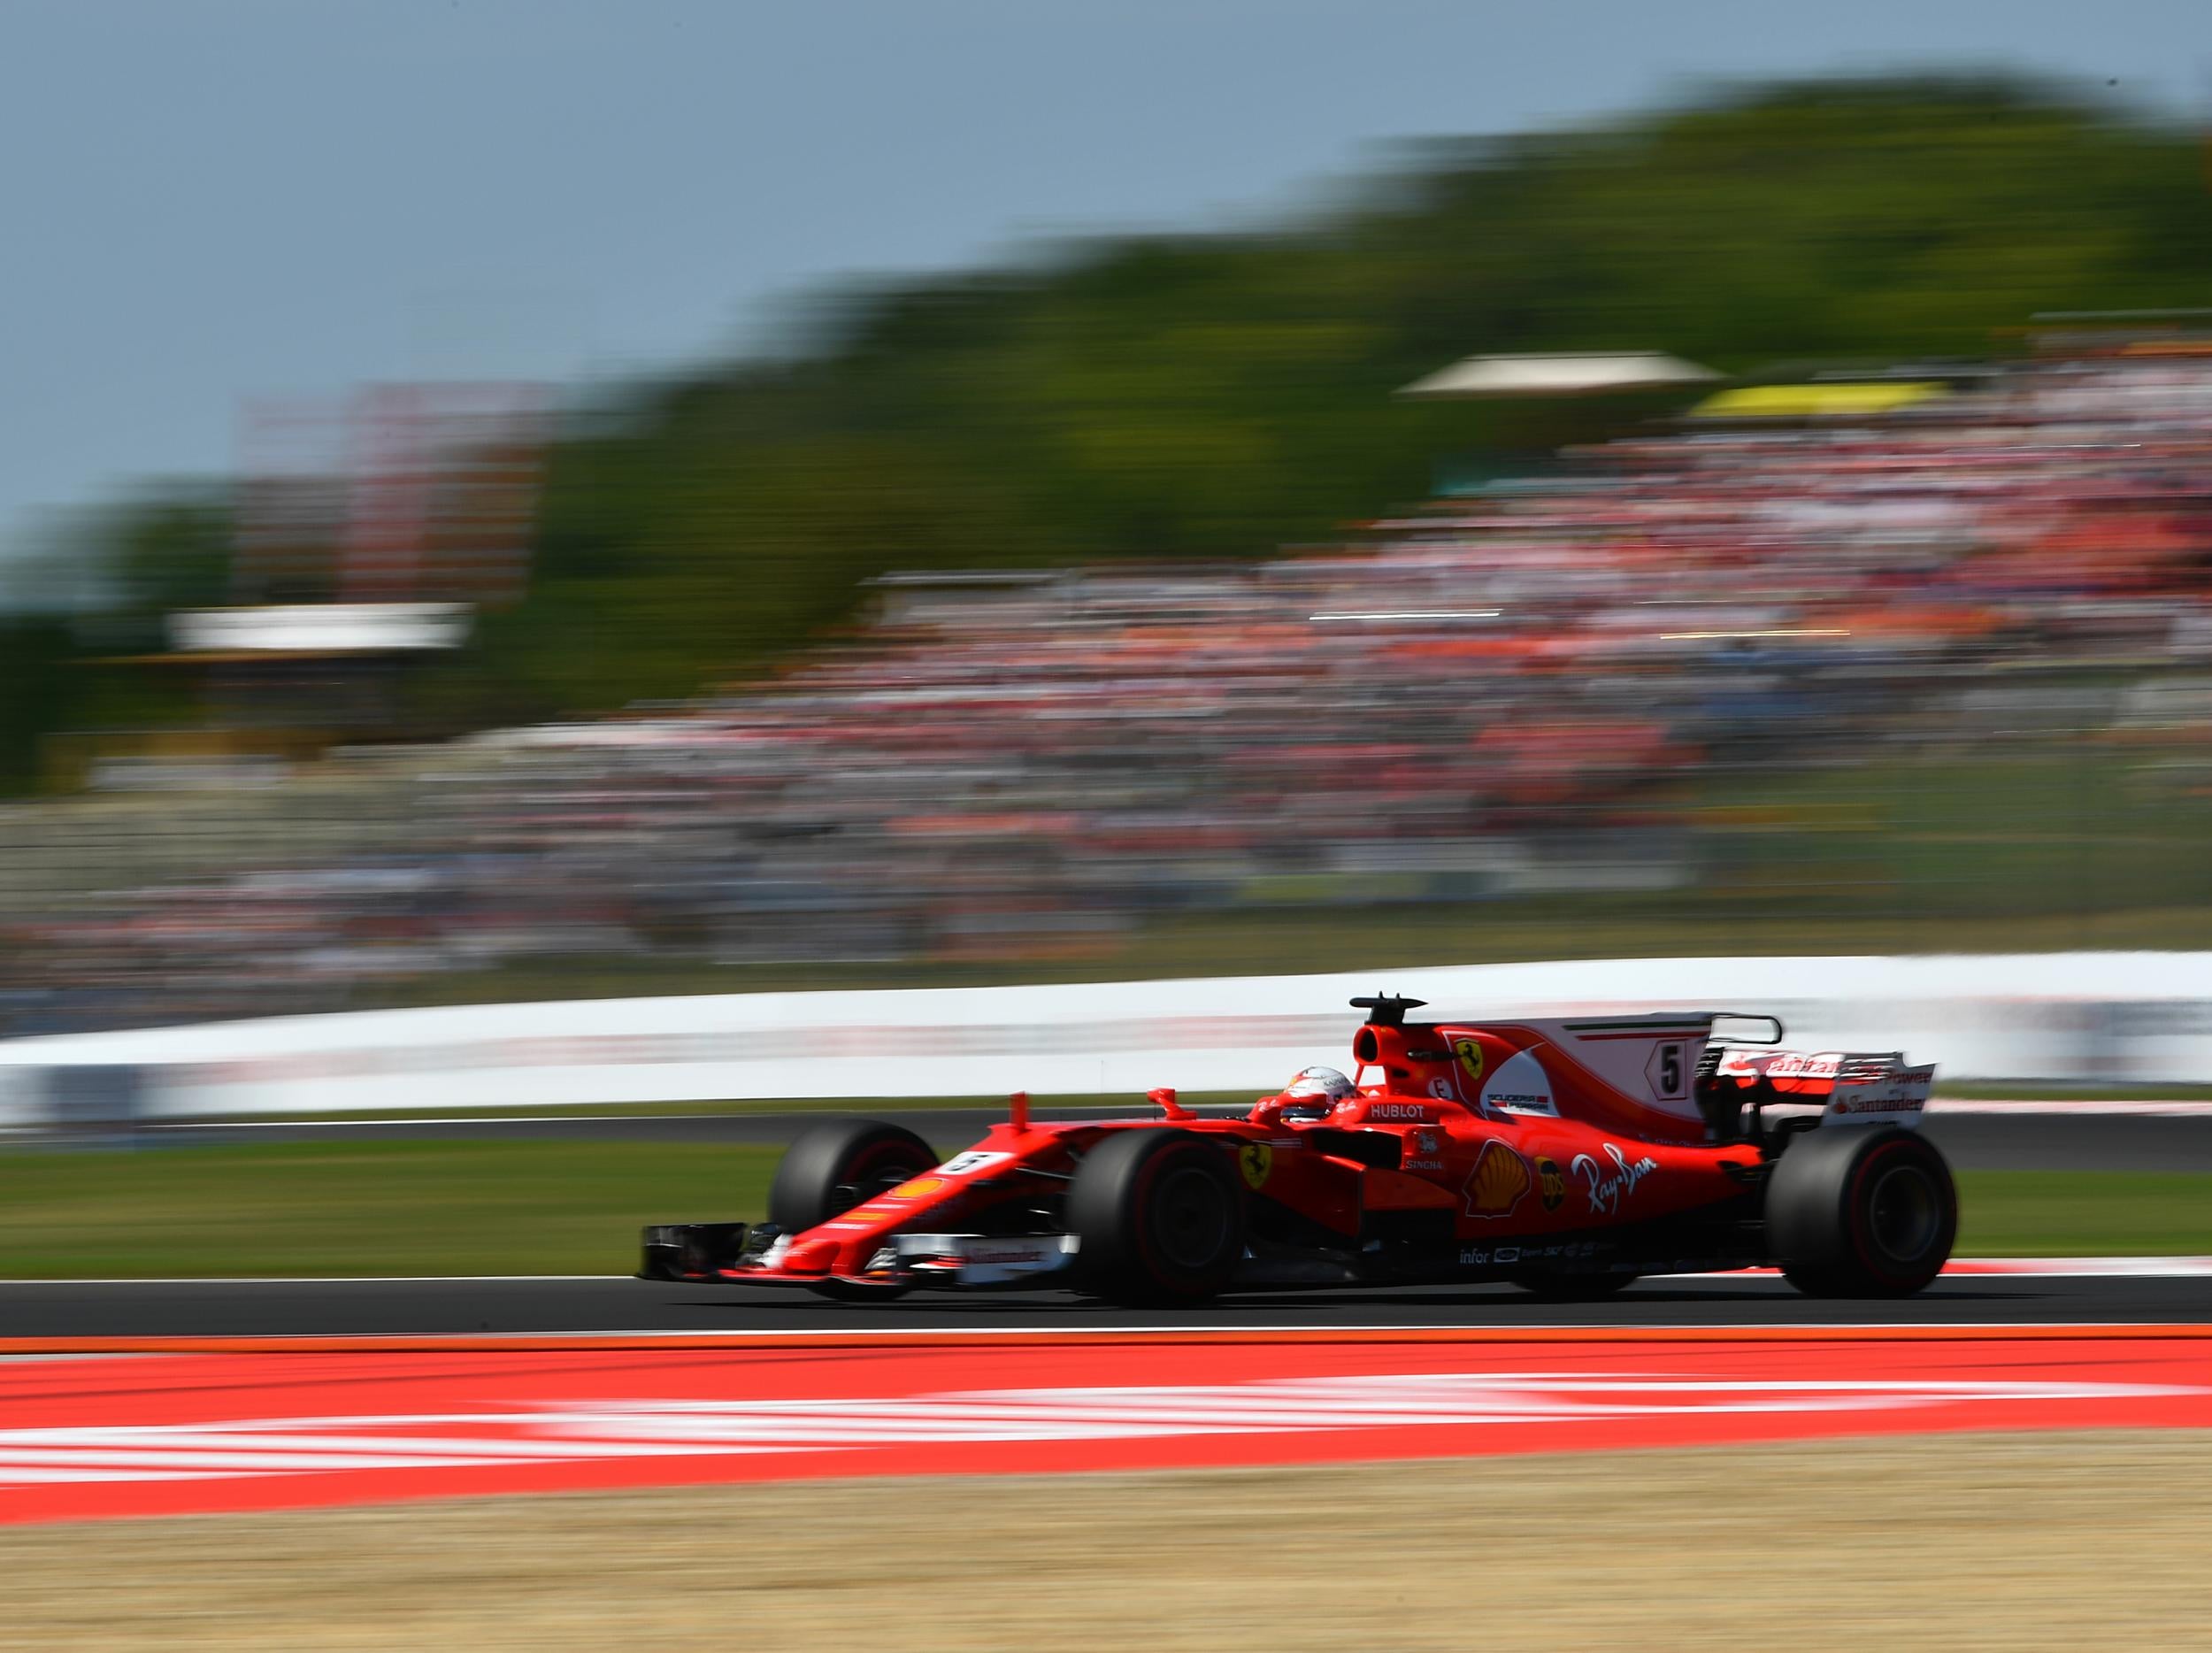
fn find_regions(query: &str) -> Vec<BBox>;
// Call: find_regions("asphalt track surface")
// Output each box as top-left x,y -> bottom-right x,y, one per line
142,1105 -> 2212,1172
15,1108 -> 2207,1341
5,1270 -> 2208,1340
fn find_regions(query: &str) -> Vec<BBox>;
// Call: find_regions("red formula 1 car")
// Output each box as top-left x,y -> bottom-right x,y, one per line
641,996 -> 1955,1303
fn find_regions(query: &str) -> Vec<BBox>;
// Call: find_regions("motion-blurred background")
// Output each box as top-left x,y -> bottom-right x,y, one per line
11,17 -> 2212,1648
5,4 -> 2212,1038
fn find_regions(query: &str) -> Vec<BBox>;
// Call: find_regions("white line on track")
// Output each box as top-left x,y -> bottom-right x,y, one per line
7,1257 -> 2208,1287
12,1370 -> 2199,1487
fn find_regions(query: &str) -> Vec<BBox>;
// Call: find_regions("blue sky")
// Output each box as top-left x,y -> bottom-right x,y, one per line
1,0 -> 2203,578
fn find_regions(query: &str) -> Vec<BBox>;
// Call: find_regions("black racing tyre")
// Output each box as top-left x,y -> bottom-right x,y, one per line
1509,1272 -> 1640,1300
767,1119 -> 938,1235
1067,1129 -> 1246,1305
1766,1126 -> 1956,1297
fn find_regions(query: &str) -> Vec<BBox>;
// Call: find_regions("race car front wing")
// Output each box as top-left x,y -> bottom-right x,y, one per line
639,1222 -> 1080,1289
638,1221 -> 749,1280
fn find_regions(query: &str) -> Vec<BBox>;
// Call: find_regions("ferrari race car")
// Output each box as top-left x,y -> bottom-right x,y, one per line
641,996 -> 1954,1303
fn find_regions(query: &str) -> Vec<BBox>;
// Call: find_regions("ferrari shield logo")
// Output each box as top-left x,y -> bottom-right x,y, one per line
1238,1142 -> 1273,1190
1453,1037 -> 1485,1086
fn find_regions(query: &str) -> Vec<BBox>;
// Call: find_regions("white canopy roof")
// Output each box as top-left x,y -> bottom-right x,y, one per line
1397,350 -> 1722,398
166,603 -> 472,654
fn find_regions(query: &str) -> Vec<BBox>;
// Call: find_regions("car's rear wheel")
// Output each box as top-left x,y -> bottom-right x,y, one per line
1068,1129 -> 1245,1305
1766,1126 -> 1956,1296
768,1119 -> 939,1234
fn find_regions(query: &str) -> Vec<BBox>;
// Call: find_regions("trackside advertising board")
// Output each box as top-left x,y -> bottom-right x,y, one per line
0,952 -> 2208,1119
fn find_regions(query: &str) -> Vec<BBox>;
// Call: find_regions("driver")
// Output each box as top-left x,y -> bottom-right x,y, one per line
1276,1065 -> 1356,1119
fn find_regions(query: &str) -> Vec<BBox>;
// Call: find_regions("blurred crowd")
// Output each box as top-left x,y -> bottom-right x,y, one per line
7,348 -> 2212,1034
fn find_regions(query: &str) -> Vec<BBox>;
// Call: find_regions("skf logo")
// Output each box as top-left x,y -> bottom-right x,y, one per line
1238,1142 -> 1273,1191
1463,1139 -> 1531,1219
1452,1037 -> 1485,1087
1535,1155 -> 1565,1212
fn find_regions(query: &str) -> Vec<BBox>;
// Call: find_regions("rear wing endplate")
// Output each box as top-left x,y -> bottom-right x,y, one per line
1699,1047 -> 1935,1134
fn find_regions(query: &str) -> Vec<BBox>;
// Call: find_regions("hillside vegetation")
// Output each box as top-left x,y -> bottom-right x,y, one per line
8,77 -> 2211,785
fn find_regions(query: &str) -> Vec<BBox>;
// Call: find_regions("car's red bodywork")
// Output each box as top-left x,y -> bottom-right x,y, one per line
641,997 -> 1939,1297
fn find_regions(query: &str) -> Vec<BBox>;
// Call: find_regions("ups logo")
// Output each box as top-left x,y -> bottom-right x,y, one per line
1536,1155 -> 1565,1212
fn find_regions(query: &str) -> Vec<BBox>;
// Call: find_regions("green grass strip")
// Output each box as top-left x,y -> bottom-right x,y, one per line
0,1144 -> 2203,1279
1953,1171 -> 2212,1258
0,1142 -> 779,1280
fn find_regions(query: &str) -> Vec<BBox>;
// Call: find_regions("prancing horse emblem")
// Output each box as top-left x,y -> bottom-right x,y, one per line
1452,1037 -> 1485,1088
1238,1142 -> 1273,1190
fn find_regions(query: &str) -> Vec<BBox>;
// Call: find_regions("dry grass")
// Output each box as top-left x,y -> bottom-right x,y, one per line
6,1432 -> 2212,1650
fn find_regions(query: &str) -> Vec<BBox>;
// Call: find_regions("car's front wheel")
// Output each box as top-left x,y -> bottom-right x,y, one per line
767,1118 -> 939,1234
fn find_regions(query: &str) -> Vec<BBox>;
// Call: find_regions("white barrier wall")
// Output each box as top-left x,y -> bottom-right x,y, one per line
4,952 -> 2212,1122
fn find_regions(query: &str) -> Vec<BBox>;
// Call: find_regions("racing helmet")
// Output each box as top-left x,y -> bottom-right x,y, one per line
1282,1065 -> 1356,1106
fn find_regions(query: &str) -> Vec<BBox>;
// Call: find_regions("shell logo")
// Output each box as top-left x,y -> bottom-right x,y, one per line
887,1176 -> 946,1200
1462,1139 -> 1531,1219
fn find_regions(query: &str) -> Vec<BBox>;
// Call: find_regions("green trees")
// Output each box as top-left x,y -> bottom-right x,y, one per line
18,76 -> 2212,775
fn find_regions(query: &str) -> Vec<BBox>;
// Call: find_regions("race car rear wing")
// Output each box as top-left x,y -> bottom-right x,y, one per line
1695,1044 -> 1934,1142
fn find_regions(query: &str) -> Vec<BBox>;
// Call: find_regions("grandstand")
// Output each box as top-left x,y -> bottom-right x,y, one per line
6,339 -> 2212,1034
